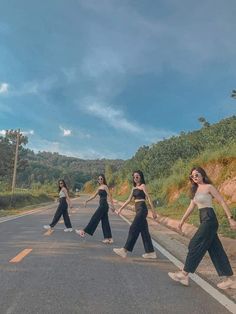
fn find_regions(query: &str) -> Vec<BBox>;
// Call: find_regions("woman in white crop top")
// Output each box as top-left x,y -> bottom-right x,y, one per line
43,179 -> 73,232
168,167 -> 236,290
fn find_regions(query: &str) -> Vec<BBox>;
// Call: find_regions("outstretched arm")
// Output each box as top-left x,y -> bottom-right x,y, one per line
142,185 -> 157,219
116,189 -> 134,215
85,190 -> 99,207
178,200 -> 196,231
209,185 -> 236,230
63,188 -> 72,209
104,186 -> 115,212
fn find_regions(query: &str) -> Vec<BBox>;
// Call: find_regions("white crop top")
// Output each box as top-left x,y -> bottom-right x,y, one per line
59,190 -> 66,198
194,192 -> 213,209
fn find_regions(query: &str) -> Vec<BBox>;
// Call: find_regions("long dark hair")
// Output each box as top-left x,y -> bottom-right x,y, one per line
189,167 -> 212,198
132,170 -> 146,186
58,179 -> 68,192
98,174 -> 108,186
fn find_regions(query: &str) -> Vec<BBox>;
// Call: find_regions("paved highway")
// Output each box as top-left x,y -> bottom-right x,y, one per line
0,196 -> 233,314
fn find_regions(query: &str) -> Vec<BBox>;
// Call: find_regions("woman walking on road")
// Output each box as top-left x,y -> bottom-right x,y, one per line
113,170 -> 157,259
168,167 -> 236,289
75,174 -> 115,244
44,179 -> 73,232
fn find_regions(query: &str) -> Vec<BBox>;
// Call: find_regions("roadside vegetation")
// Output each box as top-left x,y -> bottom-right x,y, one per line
97,116 -> 236,238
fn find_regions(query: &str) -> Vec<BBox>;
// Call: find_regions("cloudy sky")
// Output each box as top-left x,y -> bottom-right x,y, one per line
0,0 -> 236,159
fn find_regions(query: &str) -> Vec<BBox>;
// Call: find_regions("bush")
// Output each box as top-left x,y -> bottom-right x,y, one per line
0,191 -> 53,210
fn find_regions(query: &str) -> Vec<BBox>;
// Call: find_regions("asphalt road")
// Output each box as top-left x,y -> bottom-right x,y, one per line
0,196 -> 233,314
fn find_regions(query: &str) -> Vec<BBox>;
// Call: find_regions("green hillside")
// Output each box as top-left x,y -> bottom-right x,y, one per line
108,116 -> 236,238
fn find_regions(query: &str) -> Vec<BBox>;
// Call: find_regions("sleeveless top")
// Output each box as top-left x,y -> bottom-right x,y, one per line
59,189 -> 66,198
133,188 -> 146,200
98,189 -> 107,200
194,192 -> 213,209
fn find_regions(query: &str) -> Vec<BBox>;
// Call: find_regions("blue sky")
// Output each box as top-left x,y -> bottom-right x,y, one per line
0,0 -> 236,159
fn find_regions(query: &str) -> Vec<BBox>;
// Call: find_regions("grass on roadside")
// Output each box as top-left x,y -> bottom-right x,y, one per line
0,190 -> 54,212
0,201 -> 53,218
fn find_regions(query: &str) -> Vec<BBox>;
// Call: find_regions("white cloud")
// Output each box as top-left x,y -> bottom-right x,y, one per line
0,129 -> 34,136
59,126 -> 72,137
6,76 -> 58,97
22,130 -> 34,136
0,83 -> 9,94
0,129 -> 6,135
82,101 -> 141,133
63,129 -> 72,136
80,100 -> 176,143
59,125 -> 91,139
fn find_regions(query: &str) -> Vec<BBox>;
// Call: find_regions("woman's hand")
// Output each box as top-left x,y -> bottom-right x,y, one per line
116,208 -> 122,215
178,221 -> 184,231
152,211 -> 157,220
110,205 -> 115,212
84,200 -> 88,208
229,219 -> 236,230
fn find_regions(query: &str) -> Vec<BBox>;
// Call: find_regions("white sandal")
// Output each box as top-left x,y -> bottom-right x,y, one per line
75,229 -> 85,237
102,239 -> 114,244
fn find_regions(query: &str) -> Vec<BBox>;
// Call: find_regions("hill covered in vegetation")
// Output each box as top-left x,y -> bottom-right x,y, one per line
0,135 -> 124,192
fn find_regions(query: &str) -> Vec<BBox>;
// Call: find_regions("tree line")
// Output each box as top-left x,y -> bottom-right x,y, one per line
1,116 -> 235,194
0,132 -> 124,191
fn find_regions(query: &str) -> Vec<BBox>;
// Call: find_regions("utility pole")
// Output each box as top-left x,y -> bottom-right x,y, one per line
11,130 -> 21,205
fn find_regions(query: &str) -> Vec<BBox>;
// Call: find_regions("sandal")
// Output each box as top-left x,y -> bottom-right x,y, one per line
75,229 -> 85,237
102,238 -> 114,244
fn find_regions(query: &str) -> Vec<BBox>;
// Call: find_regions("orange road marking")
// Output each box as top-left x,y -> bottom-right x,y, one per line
44,229 -> 54,236
9,249 -> 32,263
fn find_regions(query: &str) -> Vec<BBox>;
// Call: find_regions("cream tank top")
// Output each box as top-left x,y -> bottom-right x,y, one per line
193,192 -> 213,209
59,190 -> 66,198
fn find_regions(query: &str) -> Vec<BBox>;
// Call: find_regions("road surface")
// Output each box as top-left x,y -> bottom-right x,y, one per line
0,196 -> 234,314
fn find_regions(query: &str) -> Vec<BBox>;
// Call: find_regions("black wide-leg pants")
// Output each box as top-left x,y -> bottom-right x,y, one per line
184,207 -> 233,276
124,201 -> 154,253
50,197 -> 72,228
84,199 -> 112,238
